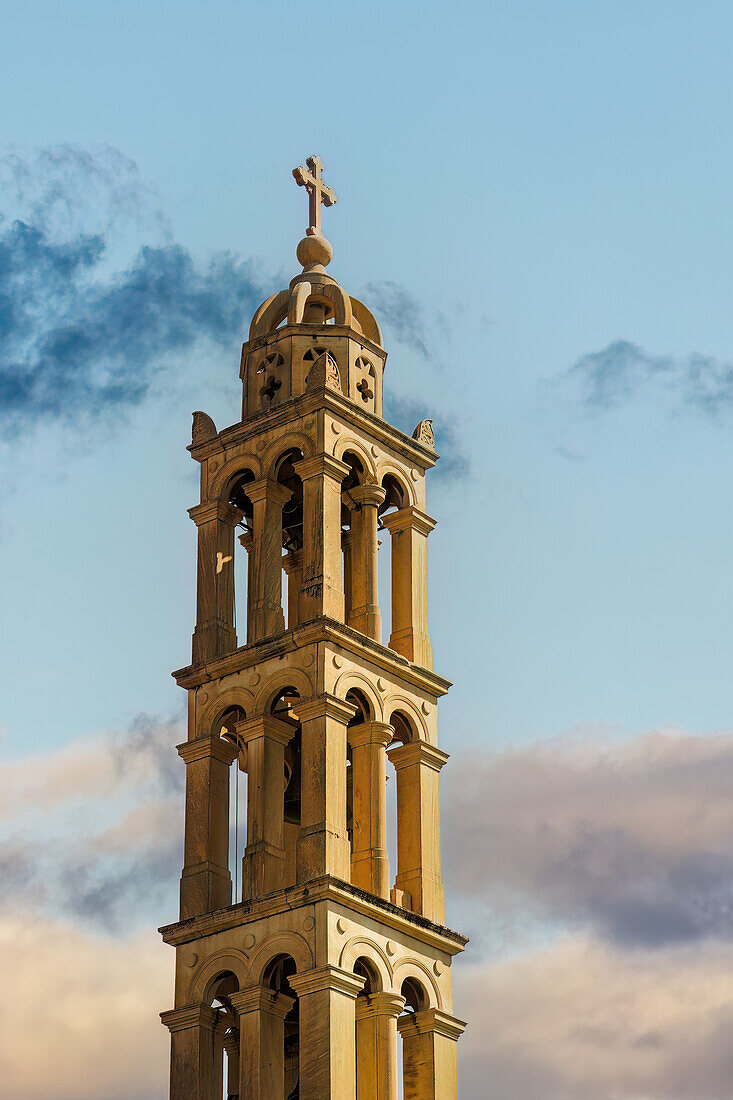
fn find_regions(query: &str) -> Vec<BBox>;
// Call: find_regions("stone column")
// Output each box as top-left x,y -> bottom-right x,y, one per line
230,987 -> 294,1100
347,484 -> 386,641
397,1008 -> 466,1100
381,506 -> 436,669
282,547 -> 303,629
295,694 -> 357,883
246,478 -> 290,642
349,721 -> 393,899
355,992 -> 405,1100
387,741 -> 448,923
178,733 -> 238,919
294,455 -> 350,623
342,529 -> 353,622
238,530 -> 255,645
237,715 -> 294,898
223,1029 -> 240,1100
189,500 -> 243,663
289,965 -> 365,1100
161,1004 -> 217,1100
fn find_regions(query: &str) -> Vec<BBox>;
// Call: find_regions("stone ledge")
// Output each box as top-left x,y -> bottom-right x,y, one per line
172,618 -> 452,697
158,875 -> 468,955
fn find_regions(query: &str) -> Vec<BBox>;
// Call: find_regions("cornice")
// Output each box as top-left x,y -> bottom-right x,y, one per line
191,391 -> 437,471
158,875 -> 468,955
172,618 -> 452,698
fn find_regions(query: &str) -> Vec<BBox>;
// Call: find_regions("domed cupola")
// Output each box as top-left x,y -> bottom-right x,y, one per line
240,155 -> 386,420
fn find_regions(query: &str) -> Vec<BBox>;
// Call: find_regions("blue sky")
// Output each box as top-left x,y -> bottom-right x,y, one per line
2,2 -> 733,1097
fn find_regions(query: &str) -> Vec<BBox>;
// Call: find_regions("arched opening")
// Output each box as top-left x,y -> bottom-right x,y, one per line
276,449 -> 304,630
227,470 -> 256,646
384,710 -> 417,907
345,689 -> 374,867
378,474 -> 408,647
206,971 -> 240,1100
216,707 -> 247,905
262,954 -> 300,1100
341,453 -> 364,626
397,977 -> 430,1100
271,688 -> 301,890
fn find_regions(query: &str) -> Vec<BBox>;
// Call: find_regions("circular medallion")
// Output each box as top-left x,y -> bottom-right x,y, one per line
244,934 -> 255,949
303,916 -> 315,931
385,940 -> 396,956
336,918 -> 347,935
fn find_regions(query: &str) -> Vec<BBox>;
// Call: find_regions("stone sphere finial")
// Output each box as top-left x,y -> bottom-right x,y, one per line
296,229 -> 333,270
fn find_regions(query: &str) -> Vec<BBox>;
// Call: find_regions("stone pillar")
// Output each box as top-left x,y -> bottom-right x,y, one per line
238,530 -> 255,645
397,1008 -> 466,1100
295,455 -> 350,623
246,478 -> 290,642
289,965 -> 365,1100
282,547 -> 303,629
349,721 -> 393,899
347,484 -> 386,641
223,1029 -> 240,1100
381,506 -> 436,669
230,987 -> 294,1100
189,500 -> 243,663
178,733 -> 238,919
342,529 -> 353,622
387,741 -> 448,923
296,694 -> 357,883
161,1004 -> 217,1100
355,992 -> 405,1100
237,715 -> 294,898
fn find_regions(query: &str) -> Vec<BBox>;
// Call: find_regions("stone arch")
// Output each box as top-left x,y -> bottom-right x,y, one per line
263,432 -> 315,478
249,289 -> 290,339
188,950 -> 250,1003
334,438 -> 377,483
392,957 -> 442,1009
210,453 -> 263,501
333,672 -> 383,722
382,696 -> 429,742
252,668 -> 315,717
247,931 -> 314,986
198,685 -> 254,738
378,463 -> 416,508
339,936 -> 394,992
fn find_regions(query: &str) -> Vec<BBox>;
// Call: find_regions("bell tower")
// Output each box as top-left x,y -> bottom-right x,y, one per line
160,156 -> 467,1100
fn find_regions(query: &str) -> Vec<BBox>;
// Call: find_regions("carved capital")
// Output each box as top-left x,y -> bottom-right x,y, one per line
381,505 -> 436,537
347,720 -> 394,750
246,478 -> 292,507
188,500 -> 243,528
348,484 -> 387,510
397,1007 -> 467,1041
294,454 -> 350,483
355,991 -> 406,1021
160,1004 -> 218,1034
289,964 -> 365,1000
177,735 -> 239,766
235,714 -> 295,748
229,987 -> 294,1019
291,692 -> 358,726
387,741 -> 449,773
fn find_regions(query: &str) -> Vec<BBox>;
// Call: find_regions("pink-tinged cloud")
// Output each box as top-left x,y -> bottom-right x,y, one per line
0,916 -> 170,1100
443,729 -> 733,945
455,933 -> 733,1099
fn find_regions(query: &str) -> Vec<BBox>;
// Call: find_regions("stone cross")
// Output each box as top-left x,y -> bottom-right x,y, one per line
292,155 -> 337,234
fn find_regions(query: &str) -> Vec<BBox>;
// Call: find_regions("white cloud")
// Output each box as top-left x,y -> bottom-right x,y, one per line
455,932 -> 733,1100
0,915 -> 170,1100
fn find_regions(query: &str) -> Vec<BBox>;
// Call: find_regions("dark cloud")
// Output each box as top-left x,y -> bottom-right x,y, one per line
0,713 -> 184,931
384,392 -> 469,483
364,280 -> 431,359
443,730 -> 733,949
564,338 -> 733,415
0,146 -> 275,438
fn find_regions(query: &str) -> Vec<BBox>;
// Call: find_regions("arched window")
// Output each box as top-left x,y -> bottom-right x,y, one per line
262,954 -> 300,1100
227,470 -> 256,646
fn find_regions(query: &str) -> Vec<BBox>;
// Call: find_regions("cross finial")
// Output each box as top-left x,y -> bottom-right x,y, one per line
293,154 -> 337,236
